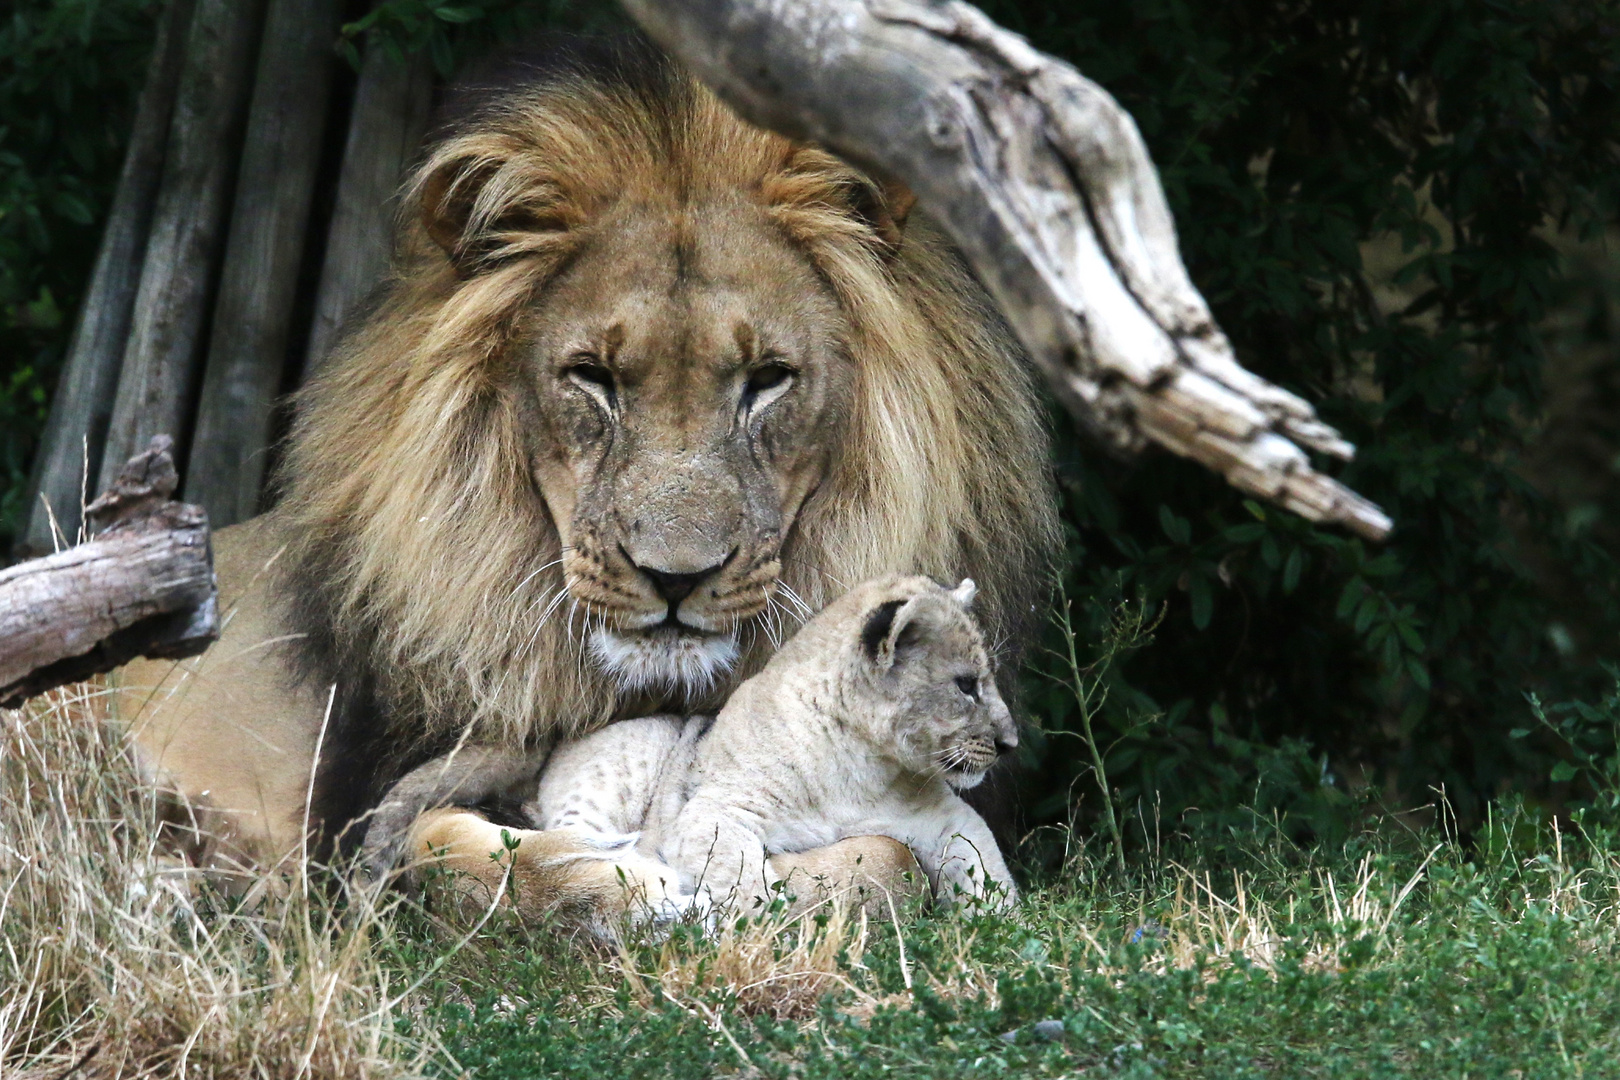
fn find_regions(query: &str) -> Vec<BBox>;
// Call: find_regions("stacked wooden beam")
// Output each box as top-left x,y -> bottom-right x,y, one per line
18,0 -> 433,558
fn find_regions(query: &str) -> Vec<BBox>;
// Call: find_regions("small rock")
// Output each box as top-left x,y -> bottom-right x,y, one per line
1033,1019 -> 1067,1042
1129,920 -> 1167,944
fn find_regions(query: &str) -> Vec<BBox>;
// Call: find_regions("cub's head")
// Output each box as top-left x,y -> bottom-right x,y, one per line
834,575 -> 1017,790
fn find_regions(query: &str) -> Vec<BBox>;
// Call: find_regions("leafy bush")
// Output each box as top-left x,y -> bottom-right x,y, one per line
1002,0 -> 1620,844
0,0 -> 159,549
1517,669 -> 1620,829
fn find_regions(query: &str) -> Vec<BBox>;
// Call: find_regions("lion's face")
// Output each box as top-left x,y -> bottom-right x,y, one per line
515,201 -> 854,694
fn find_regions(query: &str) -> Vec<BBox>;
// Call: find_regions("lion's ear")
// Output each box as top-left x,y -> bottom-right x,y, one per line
419,155 -> 491,263
768,145 -> 916,257
860,594 -> 934,672
846,173 -> 917,253
417,150 -> 579,275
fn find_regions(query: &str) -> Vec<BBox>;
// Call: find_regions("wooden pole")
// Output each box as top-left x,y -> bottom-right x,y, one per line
97,0 -> 270,497
17,0 -> 197,559
620,0 -> 1392,539
185,0 -> 345,527
1,437 -> 217,709
303,42 -> 434,375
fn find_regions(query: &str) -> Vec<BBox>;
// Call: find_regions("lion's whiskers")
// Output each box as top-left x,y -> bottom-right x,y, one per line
508,558 -> 565,606
517,584 -> 565,657
774,581 -> 814,621
759,596 -> 785,651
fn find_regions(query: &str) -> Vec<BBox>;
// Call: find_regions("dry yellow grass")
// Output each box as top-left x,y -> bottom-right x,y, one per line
0,684 -> 426,1080
616,898 -> 877,1022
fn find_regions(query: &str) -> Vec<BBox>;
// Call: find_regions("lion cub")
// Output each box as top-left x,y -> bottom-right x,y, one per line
529,574 -> 1020,913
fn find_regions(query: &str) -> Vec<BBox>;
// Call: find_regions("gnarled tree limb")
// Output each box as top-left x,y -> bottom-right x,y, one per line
1,437 -> 218,708
620,0 -> 1392,540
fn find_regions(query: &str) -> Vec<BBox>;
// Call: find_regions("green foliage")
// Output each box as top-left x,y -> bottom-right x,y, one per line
1003,0 -> 1620,843
0,0 -> 159,550
1517,669 -> 1620,825
340,0 -> 622,76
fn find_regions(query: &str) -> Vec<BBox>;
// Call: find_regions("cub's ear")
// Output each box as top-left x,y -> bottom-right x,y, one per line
950,578 -> 978,609
860,595 -> 934,672
416,147 -> 582,276
767,145 -> 917,257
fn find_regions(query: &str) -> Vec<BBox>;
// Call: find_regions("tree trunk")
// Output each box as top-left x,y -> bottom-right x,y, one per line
17,0 -> 197,559
97,0 -> 270,496
1,438 -> 218,708
620,0 -> 1392,540
302,43 -> 434,376
185,0 -> 344,527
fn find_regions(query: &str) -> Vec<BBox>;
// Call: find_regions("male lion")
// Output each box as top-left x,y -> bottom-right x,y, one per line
117,38 -> 1059,925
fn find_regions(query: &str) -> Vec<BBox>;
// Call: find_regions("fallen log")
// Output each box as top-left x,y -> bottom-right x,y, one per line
0,437 -> 218,708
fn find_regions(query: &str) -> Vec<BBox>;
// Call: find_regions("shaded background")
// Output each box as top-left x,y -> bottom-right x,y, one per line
3,0 -> 1617,854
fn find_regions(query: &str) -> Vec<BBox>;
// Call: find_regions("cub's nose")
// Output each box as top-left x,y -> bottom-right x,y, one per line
995,732 -> 1019,756
638,561 -> 725,608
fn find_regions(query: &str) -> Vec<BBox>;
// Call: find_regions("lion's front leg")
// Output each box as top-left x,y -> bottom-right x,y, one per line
770,836 -> 928,916
407,807 -> 691,936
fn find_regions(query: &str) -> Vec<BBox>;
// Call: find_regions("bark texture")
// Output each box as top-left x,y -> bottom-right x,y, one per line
621,0 -> 1392,539
97,0 -> 269,495
18,0 -> 198,557
1,438 -> 218,708
186,0 -> 344,527
303,44 -> 434,375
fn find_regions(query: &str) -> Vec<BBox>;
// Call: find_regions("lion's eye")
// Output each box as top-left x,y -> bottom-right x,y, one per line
742,363 -> 795,410
955,675 -> 979,699
566,360 -> 617,408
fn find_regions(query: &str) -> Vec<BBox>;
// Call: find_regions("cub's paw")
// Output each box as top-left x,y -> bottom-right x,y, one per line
637,888 -> 709,933
935,868 -> 1018,913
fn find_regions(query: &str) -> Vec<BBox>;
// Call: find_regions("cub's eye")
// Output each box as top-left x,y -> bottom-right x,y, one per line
742,362 -> 795,409
955,675 -> 979,699
565,360 -> 616,406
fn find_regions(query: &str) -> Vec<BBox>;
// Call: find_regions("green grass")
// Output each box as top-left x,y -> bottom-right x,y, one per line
7,685 -> 1620,1078
393,811 -> 1620,1079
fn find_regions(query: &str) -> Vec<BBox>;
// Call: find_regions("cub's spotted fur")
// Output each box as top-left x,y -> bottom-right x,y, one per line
530,574 -> 1019,912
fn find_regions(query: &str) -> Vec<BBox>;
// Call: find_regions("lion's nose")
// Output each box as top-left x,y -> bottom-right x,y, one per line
639,561 -> 725,608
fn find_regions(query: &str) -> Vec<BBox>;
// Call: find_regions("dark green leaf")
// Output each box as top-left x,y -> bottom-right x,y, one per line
1189,575 -> 1214,630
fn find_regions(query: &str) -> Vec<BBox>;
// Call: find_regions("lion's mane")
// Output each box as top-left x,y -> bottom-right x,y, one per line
273,39 -> 1060,834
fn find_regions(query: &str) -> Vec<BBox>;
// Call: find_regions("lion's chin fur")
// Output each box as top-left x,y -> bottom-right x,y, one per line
588,626 -> 740,696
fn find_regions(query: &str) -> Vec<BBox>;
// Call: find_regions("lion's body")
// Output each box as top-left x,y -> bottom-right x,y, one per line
531,576 -> 1018,912
120,516 -> 316,874
114,38 -> 1057,922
